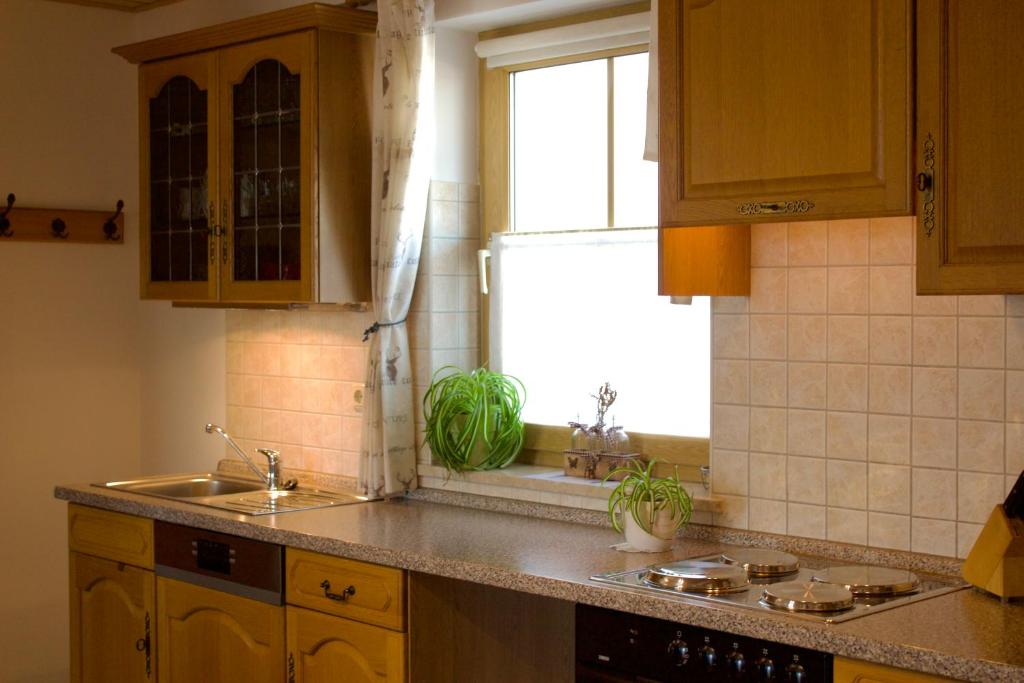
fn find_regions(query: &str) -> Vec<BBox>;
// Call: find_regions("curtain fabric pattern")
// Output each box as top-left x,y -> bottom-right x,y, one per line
359,0 -> 435,497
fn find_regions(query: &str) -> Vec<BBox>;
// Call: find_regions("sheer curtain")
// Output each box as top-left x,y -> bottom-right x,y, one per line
488,229 -> 710,437
359,0 -> 435,498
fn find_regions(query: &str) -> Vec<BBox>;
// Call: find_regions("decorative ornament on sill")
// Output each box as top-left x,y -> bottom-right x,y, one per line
564,382 -> 642,480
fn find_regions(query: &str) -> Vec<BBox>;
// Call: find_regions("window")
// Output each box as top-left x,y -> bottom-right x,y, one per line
479,13 -> 710,475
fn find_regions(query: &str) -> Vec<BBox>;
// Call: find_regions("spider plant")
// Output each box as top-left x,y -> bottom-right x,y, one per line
423,366 -> 525,473
604,459 -> 693,536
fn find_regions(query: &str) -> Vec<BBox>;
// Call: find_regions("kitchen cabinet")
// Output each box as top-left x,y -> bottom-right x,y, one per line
657,0 -> 912,296
70,553 -> 154,683
156,577 -> 285,683
287,606 -> 406,683
119,4 -> 374,304
834,656 -> 956,682
915,0 -> 1024,294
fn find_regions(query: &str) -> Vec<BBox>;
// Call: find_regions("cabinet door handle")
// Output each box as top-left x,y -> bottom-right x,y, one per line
920,132 -> 937,238
737,199 -> 815,216
221,200 -> 230,265
320,579 -> 356,601
208,201 -> 218,263
135,611 -> 152,678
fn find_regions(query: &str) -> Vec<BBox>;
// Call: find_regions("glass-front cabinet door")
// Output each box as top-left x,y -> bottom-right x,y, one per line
219,33 -> 315,302
140,53 -> 219,301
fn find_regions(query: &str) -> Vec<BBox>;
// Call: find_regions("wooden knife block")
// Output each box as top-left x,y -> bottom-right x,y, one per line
962,504 -> 1024,600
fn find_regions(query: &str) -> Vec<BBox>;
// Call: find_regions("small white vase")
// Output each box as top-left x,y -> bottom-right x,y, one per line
622,505 -> 678,552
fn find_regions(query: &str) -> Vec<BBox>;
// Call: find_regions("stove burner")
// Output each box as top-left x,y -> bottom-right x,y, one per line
642,560 -> 749,594
760,581 -> 854,613
811,566 -> 921,596
720,548 -> 800,577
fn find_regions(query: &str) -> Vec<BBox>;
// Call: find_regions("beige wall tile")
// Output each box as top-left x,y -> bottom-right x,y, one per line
750,407 -> 787,453
788,503 -> 826,539
913,295 -> 957,316
1008,423 -> 1024,474
751,360 -> 788,406
957,522 -> 983,559
716,495 -> 749,529
869,366 -> 912,415
430,180 -> 459,201
913,317 -> 957,367
749,498 -> 788,534
751,268 -> 788,313
299,379 -> 323,413
713,404 -> 750,450
828,508 -> 868,545
459,183 -> 481,204
958,317 -> 1005,369
958,420 -> 1005,473
911,518 -> 956,557
958,295 -> 1005,316
958,472 -> 1005,523
828,267 -> 869,314
788,362 -> 827,409
827,460 -> 867,509
1007,371 -> 1024,422
788,268 -> 828,313
869,266 -> 913,315
828,316 -> 868,363
868,414 -> 911,464
459,201 -> 481,238
958,369 -> 1005,421
750,315 -> 787,360
788,456 -> 826,505
751,223 -> 788,267
788,315 -> 828,361
788,409 -> 826,457
868,511 -> 910,550
912,417 -> 957,469
713,314 -> 750,359
913,367 -> 958,417
712,450 -> 749,495
1008,296 -> 1024,316
429,200 -> 459,237
1007,317 -> 1024,369
869,217 -> 914,265
912,468 -> 956,520
788,221 -> 827,266
827,363 -> 868,411
712,297 -> 749,313
714,360 -> 750,405
750,452 -> 787,500
869,316 -> 912,365
827,411 -> 868,461
868,463 -> 910,514
828,219 -> 869,265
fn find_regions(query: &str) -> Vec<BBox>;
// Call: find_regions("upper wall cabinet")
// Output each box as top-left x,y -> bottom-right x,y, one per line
916,0 -> 1024,294
118,4 -> 374,304
658,0 -> 913,228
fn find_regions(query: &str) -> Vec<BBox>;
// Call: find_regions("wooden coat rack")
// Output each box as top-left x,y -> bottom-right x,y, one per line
0,194 -> 124,244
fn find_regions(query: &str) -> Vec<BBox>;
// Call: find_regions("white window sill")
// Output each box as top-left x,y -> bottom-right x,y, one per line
417,464 -> 722,520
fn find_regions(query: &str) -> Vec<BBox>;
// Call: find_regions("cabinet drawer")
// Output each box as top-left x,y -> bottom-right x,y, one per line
285,549 -> 405,631
834,657 -> 956,682
68,504 -> 154,569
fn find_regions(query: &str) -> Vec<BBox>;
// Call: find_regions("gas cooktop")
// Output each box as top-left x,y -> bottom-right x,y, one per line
590,548 -> 966,623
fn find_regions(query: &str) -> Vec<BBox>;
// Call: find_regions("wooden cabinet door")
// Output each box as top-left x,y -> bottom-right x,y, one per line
658,0 -> 912,227
140,52 -> 219,301
834,656 -> 956,682
218,32 -> 316,303
287,606 -> 406,683
156,578 -> 285,683
916,0 -> 1024,294
70,553 -> 154,683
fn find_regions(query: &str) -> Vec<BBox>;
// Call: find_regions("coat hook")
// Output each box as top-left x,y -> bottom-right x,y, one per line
0,193 -> 15,237
103,199 -> 124,241
51,218 -> 69,239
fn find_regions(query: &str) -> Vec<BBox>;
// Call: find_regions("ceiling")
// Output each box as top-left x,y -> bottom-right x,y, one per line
44,0 -> 186,11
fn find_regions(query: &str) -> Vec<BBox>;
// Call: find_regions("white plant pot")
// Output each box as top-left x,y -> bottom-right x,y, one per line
622,504 -> 679,552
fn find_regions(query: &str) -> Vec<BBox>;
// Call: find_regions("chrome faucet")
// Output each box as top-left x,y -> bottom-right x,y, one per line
204,424 -> 297,491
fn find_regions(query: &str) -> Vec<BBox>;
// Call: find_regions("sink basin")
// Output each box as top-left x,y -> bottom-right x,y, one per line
96,473 -> 369,515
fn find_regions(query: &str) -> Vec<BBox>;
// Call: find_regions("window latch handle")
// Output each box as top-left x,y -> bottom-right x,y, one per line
478,249 -> 491,295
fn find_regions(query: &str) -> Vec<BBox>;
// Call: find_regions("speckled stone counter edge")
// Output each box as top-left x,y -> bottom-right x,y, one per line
54,485 -> 1016,683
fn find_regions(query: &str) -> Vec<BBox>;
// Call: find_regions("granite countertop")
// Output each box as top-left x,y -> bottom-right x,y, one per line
55,484 -> 1024,683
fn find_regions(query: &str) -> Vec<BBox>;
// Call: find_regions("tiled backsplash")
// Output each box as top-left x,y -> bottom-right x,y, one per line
224,180 -> 480,481
711,217 -> 1023,558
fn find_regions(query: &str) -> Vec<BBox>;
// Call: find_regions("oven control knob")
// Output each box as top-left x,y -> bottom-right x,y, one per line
667,639 -> 689,667
699,645 -> 717,670
785,661 -> 806,682
728,650 -> 746,678
756,656 -> 775,680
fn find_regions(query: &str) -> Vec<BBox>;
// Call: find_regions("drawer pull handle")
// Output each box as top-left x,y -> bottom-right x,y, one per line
320,579 -> 356,601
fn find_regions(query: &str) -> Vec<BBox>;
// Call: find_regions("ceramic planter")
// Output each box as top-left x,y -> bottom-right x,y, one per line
621,503 -> 680,552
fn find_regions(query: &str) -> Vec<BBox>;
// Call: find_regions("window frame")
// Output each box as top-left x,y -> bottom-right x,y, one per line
477,6 -> 709,482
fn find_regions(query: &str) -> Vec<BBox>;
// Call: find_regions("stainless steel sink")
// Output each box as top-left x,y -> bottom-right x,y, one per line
97,473 -> 369,515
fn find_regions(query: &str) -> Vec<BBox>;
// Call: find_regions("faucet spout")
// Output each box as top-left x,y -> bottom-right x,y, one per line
204,424 -> 297,491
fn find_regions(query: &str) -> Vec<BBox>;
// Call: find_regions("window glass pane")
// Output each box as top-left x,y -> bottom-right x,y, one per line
490,230 -> 710,438
512,60 -> 607,231
613,53 -> 658,227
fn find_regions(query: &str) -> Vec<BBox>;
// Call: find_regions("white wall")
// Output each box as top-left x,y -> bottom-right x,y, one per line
435,27 -> 480,184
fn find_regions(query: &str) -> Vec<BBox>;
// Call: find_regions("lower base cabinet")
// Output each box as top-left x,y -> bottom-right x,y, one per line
834,657 -> 956,682
287,605 -> 406,683
70,552 -> 154,683
156,577 -> 285,683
